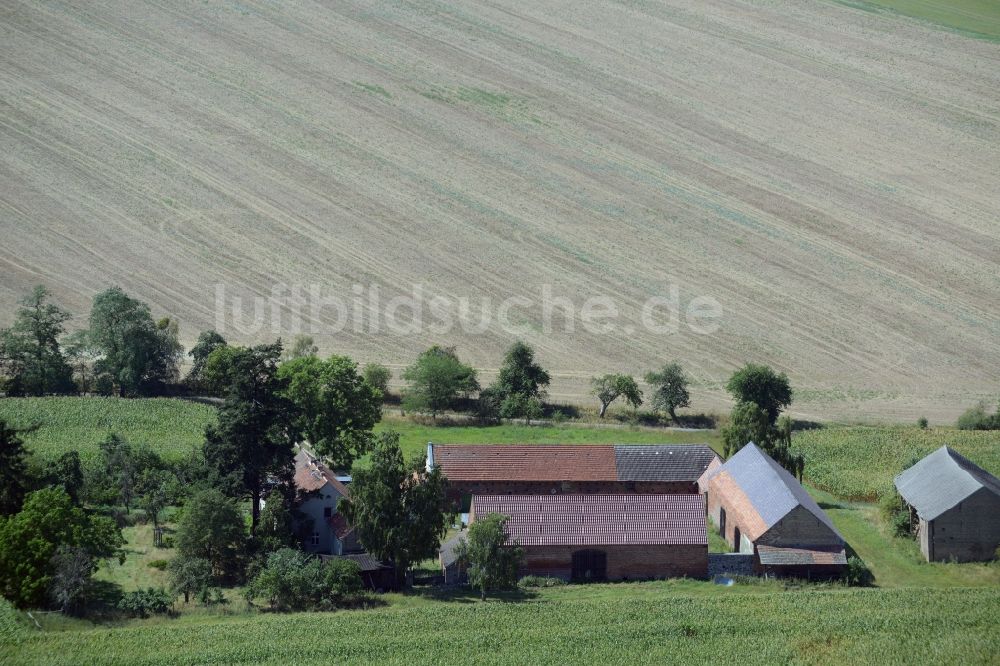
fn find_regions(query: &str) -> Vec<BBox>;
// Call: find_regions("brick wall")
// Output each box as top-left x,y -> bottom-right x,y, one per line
518,544 -> 707,580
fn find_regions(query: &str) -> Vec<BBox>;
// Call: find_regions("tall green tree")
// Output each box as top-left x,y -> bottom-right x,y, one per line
0,487 -> 123,608
62,329 -> 98,394
590,374 -> 643,418
168,555 -> 213,604
185,330 -> 227,392
455,513 -> 524,600
175,488 -> 246,578
49,451 -> 85,506
340,431 -> 450,588
722,401 -> 770,458
362,363 -> 392,397
0,285 -> 75,396
203,342 -> 295,532
401,346 -> 478,418
725,363 -> 792,425
644,362 -> 691,424
0,420 -> 31,516
88,287 -> 183,396
491,341 -> 550,420
279,355 -> 382,470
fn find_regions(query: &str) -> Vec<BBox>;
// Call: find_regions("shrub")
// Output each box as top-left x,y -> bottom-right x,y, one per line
318,558 -> 363,607
362,363 -> 391,397
879,489 -> 913,538
917,417 -> 928,429
148,559 -> 168,571
117,587 -> 172,618
843,557 -> 873,587
518,575 -> 565,588
246,548 -> 365,611
956,401 -> 1000,430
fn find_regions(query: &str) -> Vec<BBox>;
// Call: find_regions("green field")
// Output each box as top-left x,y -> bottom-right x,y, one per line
0,398 -> 218,464
835,0 -> 1000,39
794,426 -> 1000,500
3,585 -> 999,665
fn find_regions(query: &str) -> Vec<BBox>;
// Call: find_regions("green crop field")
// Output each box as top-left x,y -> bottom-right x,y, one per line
0,397 -> 218,464
794,426 -> 1000,500
3,586 -> 999,665
832,0 -> 1000,40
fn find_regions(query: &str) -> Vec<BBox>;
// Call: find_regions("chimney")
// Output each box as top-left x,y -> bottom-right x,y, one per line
426,442 -> 435,472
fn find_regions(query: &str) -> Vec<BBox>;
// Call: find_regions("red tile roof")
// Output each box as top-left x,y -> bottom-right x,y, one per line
433,445 -> 618,481
473,494 -> 706,546
294,449 -> 351,497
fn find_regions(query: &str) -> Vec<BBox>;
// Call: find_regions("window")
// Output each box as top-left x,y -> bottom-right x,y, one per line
323,506 -> 332,518
310,531 -> 320,546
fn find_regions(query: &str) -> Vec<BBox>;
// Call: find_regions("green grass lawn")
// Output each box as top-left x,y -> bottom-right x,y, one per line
833,0 -> 1000,40
376,416 -> 721,465
793,425 -> 1000,500
0,397 -> 217,464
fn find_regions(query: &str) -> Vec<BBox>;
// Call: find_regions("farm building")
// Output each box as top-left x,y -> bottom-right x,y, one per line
468,494 -> 708,581
699,443 -> 846,577
894,446 -> 1000,563
429,443 -> 720,498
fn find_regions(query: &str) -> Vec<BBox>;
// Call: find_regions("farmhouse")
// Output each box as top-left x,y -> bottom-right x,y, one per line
894,446 -> 1000,563
699,443 -> 846,577
469,494 -> 708,581
294,449 -> 356,555
430,443 -> 720,498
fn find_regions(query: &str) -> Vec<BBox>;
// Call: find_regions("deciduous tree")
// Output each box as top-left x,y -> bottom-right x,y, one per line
644,362 -> 690,424
725,363 -> 792,425
0,286 -> 75,396
455,513 -> 523,600
402,346 -> 478,418
591,374 -> 643,418
491,341 -> 549,420
0,420 -> 31,516
175,488 -> 245,578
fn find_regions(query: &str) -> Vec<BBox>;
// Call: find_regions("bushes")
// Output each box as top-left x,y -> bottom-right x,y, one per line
518,575 -> 565,588
843,557 -> 873,587
956,401 -> 1000,431
878,489 -> 913,538
245,548 -> 364,612
117,587 -> 172,618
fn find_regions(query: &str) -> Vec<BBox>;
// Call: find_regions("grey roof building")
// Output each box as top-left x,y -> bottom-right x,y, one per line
894,446 -> 1000,562
700,443 -> 846,576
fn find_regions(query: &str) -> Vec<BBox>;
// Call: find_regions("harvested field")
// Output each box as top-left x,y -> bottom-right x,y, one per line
1,0 -> 998,422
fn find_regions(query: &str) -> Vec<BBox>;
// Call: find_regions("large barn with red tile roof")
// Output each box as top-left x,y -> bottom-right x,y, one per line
699,443 -> 846,577
429,443 -> 720,498
469,494 -> 707,580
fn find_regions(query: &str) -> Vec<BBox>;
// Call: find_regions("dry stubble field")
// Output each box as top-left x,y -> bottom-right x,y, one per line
0,0 -> 998,422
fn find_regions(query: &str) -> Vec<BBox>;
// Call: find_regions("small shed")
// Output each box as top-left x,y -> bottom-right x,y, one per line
895,446 -> 1000,562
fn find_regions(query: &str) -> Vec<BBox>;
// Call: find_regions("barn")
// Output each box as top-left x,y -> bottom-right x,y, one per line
470,494 -> 708,581
430,443 -> 720,499
699,443 -> 846,577
894,446 -> 1000,563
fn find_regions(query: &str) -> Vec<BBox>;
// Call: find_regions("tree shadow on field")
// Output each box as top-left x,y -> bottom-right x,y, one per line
403,585 -> 537,604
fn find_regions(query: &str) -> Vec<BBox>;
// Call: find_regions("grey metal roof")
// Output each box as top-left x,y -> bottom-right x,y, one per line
894,446 -> 1000,521
614,444 -> 719,482
336,552 -> 389,572
709,443 -> 842,539
438,533 -> 465,568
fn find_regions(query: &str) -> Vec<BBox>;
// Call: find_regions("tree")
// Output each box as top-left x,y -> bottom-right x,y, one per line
139,468 -> 172,531
0,420 -> 31,516
401,346 -> 479,417
256,490 -> 298,555
168,555 -> 213,603
175,488 -> 245,578
279,355 -> 382,470
320,558 -> 363,606
362,363 -> 392,397
644,362 -> 691,424
0,285 -> 75,396
62,329 -> 98,394
725,363 -> 792,425
50,451 -> 85,506
956,400 -> 1000,431
0,487 -> 123,608
339,431 -> 450,588
245,548 -> 319,611
590,374 -> 643,418
722,401 -> 770,458
185,330 -> 227,391
455,514 -> 523,600
97,434 -> 162,513
203,342 -> 295,532
88,286 -> 183,396
285,334 -> 318,360
48,545 -> 93,615
491,341 -> 550,420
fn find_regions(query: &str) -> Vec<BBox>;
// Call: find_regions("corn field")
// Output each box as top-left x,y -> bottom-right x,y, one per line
794,426 -> 1000,500
2,587 -> 998,665
0,397 -> 217,464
